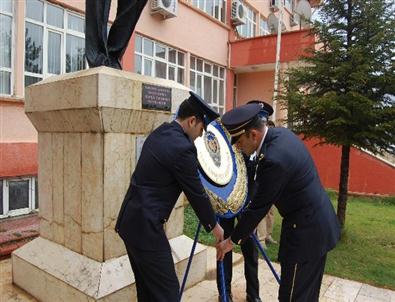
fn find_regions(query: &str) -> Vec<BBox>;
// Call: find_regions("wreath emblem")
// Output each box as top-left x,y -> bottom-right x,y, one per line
204,131 -> 221,167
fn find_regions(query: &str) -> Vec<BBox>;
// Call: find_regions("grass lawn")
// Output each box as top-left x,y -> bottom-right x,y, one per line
183,192 -> 395,290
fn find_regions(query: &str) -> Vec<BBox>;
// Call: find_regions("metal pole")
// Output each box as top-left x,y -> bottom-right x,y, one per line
179,221 -> 228,302
272,0 -> 283,122
251,233 -> 281,284
217,216 -> 227,302
218,259 -> 227,302
179,222 -> 202,300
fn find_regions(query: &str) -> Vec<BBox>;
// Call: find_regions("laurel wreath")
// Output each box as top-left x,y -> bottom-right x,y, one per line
205,120 -> 248,215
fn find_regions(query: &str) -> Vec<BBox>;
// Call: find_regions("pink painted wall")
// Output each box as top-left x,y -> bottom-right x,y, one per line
235,70 -> 288,122
304,138 -> 395,196
230,30 -> 315,67
0,101 -> 37,143
0,143 -> 38,177
248,1 -> 276,15
225,69 -> 235,110
135,2 -> 230,66
236,70 -> 275,105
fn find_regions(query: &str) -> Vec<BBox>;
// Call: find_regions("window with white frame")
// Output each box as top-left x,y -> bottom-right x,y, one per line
237,3 -> 256,38
271,0 -> 291,10
0,0 -> 13,95
191,0 -> 226,23
190,56 -> 226,115
24,0 -> 85,87
0,177 -> 38,218
134,35 -> 185,84
259,17 -> 270,36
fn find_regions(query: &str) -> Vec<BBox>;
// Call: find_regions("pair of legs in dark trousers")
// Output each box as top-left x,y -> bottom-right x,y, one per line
85,0 -> 148,68
217,216 -> 260,301
125,244 -> 179,302
279,254 -> 327,302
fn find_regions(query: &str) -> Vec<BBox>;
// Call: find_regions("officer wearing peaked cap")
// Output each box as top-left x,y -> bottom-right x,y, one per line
116,91 -> 224,301
246,100 -> 274,119
216,101 -> 274,302
246,101 -> 278,246
217,103 -> 340,302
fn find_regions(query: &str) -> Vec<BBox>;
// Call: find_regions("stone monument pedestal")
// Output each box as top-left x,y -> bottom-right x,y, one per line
12,67 -> 208,301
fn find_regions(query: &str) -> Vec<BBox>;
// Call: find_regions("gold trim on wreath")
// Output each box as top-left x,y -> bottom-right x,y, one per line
205,121 -> 248,215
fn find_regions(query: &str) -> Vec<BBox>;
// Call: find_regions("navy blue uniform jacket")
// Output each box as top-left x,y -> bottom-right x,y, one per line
116,121 -> 217,251
231,127 -> 340,263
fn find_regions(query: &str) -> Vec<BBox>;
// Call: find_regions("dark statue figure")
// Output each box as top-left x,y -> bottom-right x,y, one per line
85,0 -> 148,70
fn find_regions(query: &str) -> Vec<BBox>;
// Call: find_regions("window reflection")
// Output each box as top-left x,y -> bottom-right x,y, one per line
190,55 -> 226,115
26,0 -> 44,22
66,34 -> 85,73
134,35 -> 185,84
48,31 -> 61,74
9,180 -> 29,211
25,22 -> 43,74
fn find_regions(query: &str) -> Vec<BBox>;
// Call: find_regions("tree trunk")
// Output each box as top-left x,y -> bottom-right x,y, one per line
337,145 -> 351,228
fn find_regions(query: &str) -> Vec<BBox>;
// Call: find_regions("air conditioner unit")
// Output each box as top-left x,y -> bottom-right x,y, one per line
231,0 -> 246,26
270,0 -> 280,11
151,0 -> 177,18
290,14 -> 299,26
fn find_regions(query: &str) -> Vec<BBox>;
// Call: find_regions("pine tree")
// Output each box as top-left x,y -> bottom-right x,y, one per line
280,0 -> 395,228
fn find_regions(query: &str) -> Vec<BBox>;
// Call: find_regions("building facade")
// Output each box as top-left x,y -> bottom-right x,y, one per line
5,0 -> 392,220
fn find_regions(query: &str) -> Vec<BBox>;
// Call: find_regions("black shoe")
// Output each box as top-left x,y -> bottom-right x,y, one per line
218,293 -> 233,302
246,294 -> 262,302
107,56 -> 122,70
87,52 -> 109,69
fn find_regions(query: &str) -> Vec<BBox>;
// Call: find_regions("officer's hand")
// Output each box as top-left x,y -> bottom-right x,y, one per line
212,223 -> 224,243
216,238 -> 233,261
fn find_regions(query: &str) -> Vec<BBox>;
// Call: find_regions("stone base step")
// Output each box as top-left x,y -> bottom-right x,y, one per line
12,235 -> 208,301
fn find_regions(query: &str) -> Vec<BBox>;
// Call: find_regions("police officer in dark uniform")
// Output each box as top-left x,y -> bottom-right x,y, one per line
85,0 -> 148,69
216,101 -> 274,302
217,103 -> 340,302
216,154 -> 259,302
115,92 -> 224,301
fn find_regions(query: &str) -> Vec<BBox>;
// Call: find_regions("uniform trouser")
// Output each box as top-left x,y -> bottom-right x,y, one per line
125,244 -> 180,302
216,216 -> 259,299
257,205 -> 275,241
279,254 -> 327,302
85,0 -> 148,67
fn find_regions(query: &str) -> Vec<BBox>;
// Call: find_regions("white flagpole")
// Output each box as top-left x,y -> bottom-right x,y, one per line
272,0 -> 283,122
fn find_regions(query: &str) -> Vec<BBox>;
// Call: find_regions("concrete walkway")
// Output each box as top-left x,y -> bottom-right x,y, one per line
1,246 -> 394,301
183,248 -> 395,302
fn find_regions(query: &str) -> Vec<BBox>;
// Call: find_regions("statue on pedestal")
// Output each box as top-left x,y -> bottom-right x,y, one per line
85,0 -> 148,69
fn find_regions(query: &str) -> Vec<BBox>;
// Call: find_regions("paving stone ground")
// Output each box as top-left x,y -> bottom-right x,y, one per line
181,247 -> 395,302
0,215 -> 39,245
0,214 -> 39,258
1,246 -> 394,301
